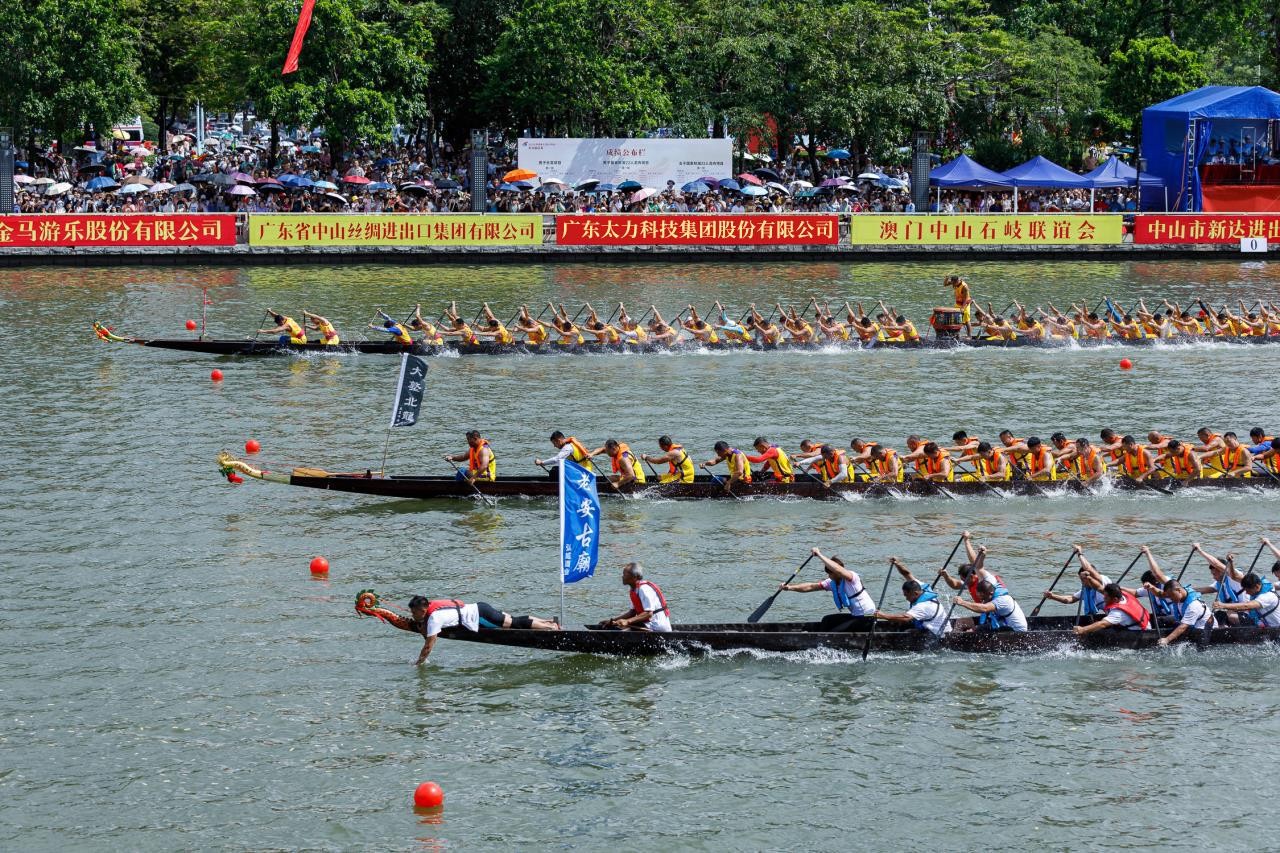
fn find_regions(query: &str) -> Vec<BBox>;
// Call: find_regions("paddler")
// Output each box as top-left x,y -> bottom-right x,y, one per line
1210,432 -> 1252,478
938,533 -> 1004,601
405,595 -> 560,665
1070,438 -> 1108,483
1212,573 -> 1280,627
703,441 -> 752,492
951,578 -> 1029,633
472,303 -> 515,345
439,315 -> 480,346
816,307 -> 851,343
601,563 -> 671,632
408,304 -> 445,345
816,444 -> 853,484
917,441 -> 953,482
792,439 -> 829,476
1072,583 -> 1150,635
1041,546 -> 1112,617
848,438 -> 879,479
260,309 -> 307,344
1161,439 -> 1203,480
1188,543 -> 1264,626
582,304 -> 621,344
745,437 -> 795,483
946,274 -> 973,335
1192,427 -> 1226,458
777,547 -> 876,618
745,305 -> 784,345
646,307 -> 681,346
616,305 -> 648,345
443,430 -> 496,482
302,310 -> 341,346
1022,437 -> 1058,482
1154,579 -> 1213,647
512,305 -> 550,345
643,436 -> 695,483
368,312 -> 416,346
962,441 -> 1010,482
872,558 -> 952,640
779,304 -> 815,344
866,444 -> 903,482
587,439 -> 646,486
879,312 -> 921,344
711,301 -> 752,344
681,305 -> 719,345
546,303 -> 585,345
1119,435 -> 1160,481
535,431 -> 595,472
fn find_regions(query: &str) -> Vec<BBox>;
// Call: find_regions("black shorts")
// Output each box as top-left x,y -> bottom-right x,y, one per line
475,601 -> 506,628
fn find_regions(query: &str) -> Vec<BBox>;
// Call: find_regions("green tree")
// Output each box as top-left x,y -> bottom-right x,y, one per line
1107,36 -> 1208,143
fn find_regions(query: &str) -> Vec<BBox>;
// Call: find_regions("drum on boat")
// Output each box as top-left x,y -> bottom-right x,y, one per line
930,307 -> 964,337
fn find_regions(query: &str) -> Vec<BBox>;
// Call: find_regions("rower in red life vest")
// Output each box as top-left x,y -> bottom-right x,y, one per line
745,437 -> 795,483
778,548 -> 877,617
444,430 -> 496,482
1074,583 -> 1151,635
602,563 -> 671,631
404,594 -> 559,665
535,431 -> 595,473
938,532 -> 1006,602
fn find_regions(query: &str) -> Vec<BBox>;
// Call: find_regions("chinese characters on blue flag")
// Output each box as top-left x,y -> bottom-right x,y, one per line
388,354 -> 428,428
560,458 -> 600,583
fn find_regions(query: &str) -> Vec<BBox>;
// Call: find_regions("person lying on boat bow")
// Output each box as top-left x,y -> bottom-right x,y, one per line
587,439 -> 646,486
536,431 -> 595,472
1042,546 -> 1111,617
444,431 -> 496,482
872,557 -> 952,639
369,311 -> 416,346
406,595 -> 560,665
644,436 -> 695,483
952,578 -> 1029,632
778,548 -> 877,618
1212,573 -> 1280,627
703,441 -> 752,491
302,310 -> 341,346
260,309 -> 307,344
601,563 -> 671,632
1073,583 -> 1150,635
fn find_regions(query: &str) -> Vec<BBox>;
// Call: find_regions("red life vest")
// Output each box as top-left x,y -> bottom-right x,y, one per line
1103,592 -> 1151,630
967,570 -> 1006,601
628,581 -> 669,619
426,598 -> 465,618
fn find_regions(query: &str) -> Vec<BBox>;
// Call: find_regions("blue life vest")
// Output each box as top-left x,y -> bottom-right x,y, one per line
1261,580 -> 1275,595
1166,586 -> 1201,621
831,577 -> 867,612
1149,591 -> 1177,618
979,585 -> 1012,630
911,586 -> 941,632
1080,585 -> 1105,615
1217,577 -> 1259,625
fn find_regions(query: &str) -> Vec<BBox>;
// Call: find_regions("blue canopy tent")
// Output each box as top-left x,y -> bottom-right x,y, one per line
1082,155 -> 1167,211
1141,85 -> 1280,211
1001,155 -> 1088,210
928,154 -> 1011,209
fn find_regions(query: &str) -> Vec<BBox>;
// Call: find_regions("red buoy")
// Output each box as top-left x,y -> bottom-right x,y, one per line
210,369 -> 224,382
309,556 -> 329,575
245,438 -> 261,454
185,319 -> 197,331
1119,358 -> 1133,371
413,781 -> 444,808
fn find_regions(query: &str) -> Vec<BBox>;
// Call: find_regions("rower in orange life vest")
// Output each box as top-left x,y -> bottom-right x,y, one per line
407,304 -> 445,345
582,303 -> 622,344
601,563 -> 671,632
1160,439 -> 1203,479
1247,427 -> 1279,477
586,438 -> 647,486
899,435 -> 936,477
866,444 -> 903,482
512,305 -> 550,345
778,547 -> 877,617
1118,434 -> 1160,481
440,315 -> 480,346
544,303 -> 584,345
1048,432 -> 1076,472
403,594 -> 560,665
535,431 -> 595,473
792,439 -> 829,476
816,444 -> 854,484
1073,583 -> 1151,635
443,430 -> 496,482
259,309 -> 307,344
369,310 -> 416,345
873,558 -> 952,640
960,441 -> 1010,482
1071,437 -> 1108,483
711,300 -> 752,344
848,438 -> 879,480
1209,431 -> 1253,478
917,442 -> 953,482
302,310 -> 341,346
643,435 -> 695,483
1022,437 -> 1058,481
745,437 -> 794,483
703,441 -> 752,492
1098,428 -> 1124,468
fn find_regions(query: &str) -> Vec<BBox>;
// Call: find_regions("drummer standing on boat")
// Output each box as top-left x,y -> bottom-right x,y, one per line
778,547 -> 876,617
946,275 -> 973,335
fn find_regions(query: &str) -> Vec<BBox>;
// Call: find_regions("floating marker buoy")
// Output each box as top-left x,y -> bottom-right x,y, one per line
245,438 -> 261,454
185,319 -> 197,331
413,781 -> 444,808
309,556 -> 329,575
1119,358 -> 1133,371
210,369 -> 224,382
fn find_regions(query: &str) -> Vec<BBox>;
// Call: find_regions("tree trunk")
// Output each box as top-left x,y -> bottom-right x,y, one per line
156,95 -> 169,151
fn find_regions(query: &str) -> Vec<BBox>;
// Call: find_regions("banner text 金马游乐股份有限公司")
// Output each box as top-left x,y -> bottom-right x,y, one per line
517,138 -> 733,189
247,214 -> 542,246
848,214 -> 1124,245
1132,214 -> 1280,244
0,214 -> 235,247
556,214 -> 839,246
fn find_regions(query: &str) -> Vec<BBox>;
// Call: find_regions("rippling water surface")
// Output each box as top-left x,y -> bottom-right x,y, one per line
2,258 -> 1279,850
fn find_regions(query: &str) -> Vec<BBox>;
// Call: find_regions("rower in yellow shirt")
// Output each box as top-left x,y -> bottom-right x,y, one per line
260,309 -> 307,344
302,310 -> 341,346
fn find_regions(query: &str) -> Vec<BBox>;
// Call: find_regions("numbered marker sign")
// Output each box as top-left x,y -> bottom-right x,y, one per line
1240,237 -> 1268,253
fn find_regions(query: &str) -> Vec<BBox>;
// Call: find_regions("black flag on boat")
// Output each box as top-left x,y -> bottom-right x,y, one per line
389,354 -> 428,428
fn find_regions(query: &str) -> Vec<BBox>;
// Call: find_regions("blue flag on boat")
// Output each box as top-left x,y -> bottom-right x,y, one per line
559,458 -> 600,584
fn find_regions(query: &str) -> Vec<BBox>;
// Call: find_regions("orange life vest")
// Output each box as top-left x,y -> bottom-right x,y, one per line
1122,446 -> 1149,477
1168,447 -> 1197,478
1103,592 -> 1151,630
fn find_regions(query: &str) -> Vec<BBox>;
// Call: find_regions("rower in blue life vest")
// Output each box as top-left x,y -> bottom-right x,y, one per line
778,547 -> 876,617
951,578 -> 1029,632
1263,537 -> 1280,587
1153,579 -> 1213,647
871,557 -> 952,639
406,595 -> 560,665
1187,542 -> 1268,627
601,563 -> 671,632
1212,573 -> 1280,628
1040,546 -> 1111,617
1072,583 -> 1150,635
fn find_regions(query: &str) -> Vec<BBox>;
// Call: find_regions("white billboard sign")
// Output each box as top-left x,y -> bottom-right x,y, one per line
518,138 -> 733,188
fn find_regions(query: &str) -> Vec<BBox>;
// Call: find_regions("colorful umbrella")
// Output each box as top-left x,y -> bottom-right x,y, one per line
225,184 -> 256,196
149,182 -> 176,193
343,175 -> 371,185
827,148 -> 851,159
630,187 -> 658,203
503,168 -> 538,182
737,172 -> 763,186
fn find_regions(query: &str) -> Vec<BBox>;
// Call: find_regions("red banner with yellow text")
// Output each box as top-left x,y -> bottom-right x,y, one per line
0,214 -> 235,247
555,214 -> 839,246
1133,214 -> 1280,244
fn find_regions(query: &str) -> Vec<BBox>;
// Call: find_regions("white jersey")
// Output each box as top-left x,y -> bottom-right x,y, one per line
1252,591 -> 1280,627
821,574 -> 876,616
907,593 -> 952,638
424,602 -> 480,637
993,594 -> 1028,632
1179,597 -> 1212,630
1102,607 -> 1144,630
634,583 -> 672,632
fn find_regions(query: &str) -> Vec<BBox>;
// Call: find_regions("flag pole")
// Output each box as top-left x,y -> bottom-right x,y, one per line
558,457 -> 566,625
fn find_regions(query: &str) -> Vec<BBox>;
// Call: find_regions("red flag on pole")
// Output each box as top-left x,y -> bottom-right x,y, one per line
282,0 -> 316,75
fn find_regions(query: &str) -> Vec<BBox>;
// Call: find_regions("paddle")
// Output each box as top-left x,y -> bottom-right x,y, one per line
442,456 -> 497,508
1029,550 -> 1079,617
954,462 -> 1011,498
700,463 -> 741,500
1248,541 -> 1267,572
799,466 -> 856,503
930,535 -> 968,590
1173,546 -> 1197,583
748,554 -> 816,623
861,559 -> 897,661
1121,474 -> 1173,496
1113,550 -> 1144,586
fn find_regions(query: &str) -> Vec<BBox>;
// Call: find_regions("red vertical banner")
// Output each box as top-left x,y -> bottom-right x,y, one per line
282,0 -> 316,75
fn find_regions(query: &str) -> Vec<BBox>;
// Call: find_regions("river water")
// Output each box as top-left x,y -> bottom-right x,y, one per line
2,258 -> 1279,850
